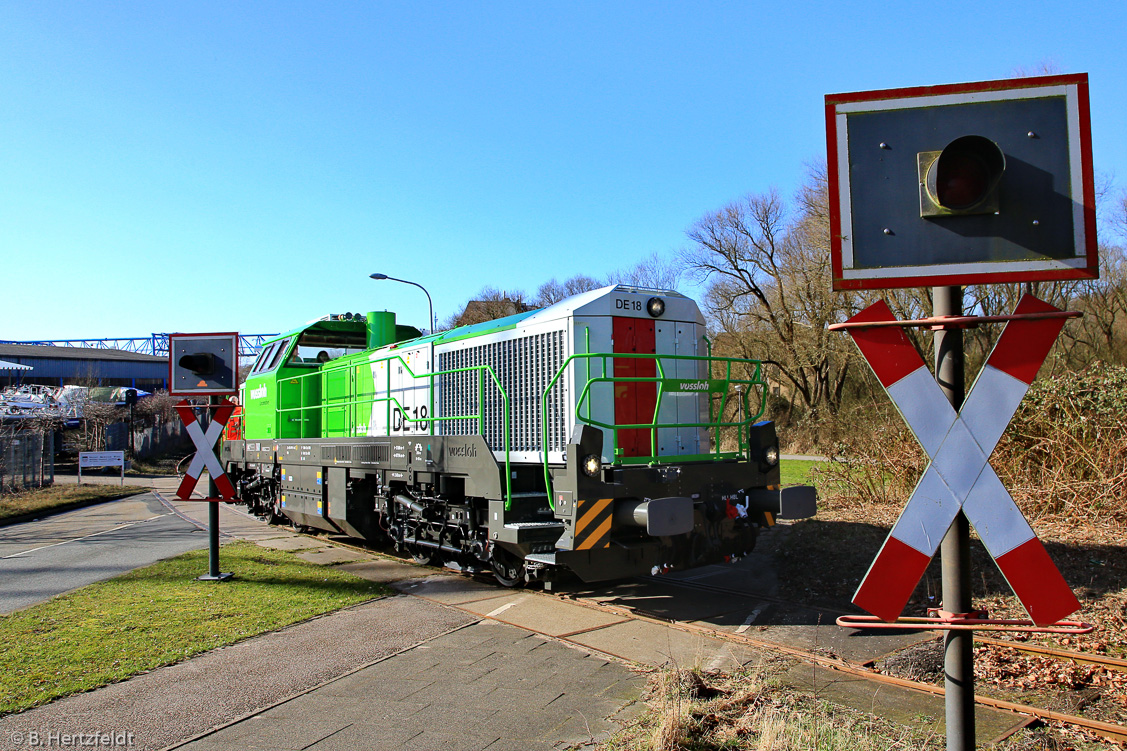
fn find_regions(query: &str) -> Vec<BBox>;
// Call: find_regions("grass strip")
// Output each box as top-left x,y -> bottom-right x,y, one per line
0,541 -> 390,715
779,458 -> 818,487
0,484 -> 149,522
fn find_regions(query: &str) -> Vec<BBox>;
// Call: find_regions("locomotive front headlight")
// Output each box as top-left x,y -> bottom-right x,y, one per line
646,297 -> 666,318
582,454 -> 602,477
762,445 -> 779,467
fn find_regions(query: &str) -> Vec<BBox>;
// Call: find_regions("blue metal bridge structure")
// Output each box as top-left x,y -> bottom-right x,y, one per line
0,333 -> 277,358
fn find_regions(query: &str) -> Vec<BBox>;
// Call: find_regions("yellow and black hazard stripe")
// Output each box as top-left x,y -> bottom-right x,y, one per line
573,498 -> 614,550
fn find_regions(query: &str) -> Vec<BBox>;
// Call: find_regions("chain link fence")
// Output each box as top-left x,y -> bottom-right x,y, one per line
0,430 -> 55,492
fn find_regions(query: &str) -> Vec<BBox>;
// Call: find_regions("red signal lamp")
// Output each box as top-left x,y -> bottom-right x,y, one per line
919,135 -> 1006,217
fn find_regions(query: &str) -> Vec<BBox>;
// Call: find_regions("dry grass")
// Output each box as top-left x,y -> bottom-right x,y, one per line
597,665 -> 941,751
0,484 -> 148,522
814,365 -> 1127,526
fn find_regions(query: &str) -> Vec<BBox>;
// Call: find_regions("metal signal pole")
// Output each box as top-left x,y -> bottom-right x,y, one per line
933,285 -> 974,750
198,395 -> 232,582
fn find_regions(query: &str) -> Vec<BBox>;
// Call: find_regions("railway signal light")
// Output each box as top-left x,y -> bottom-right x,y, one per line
169,333 -> 239,396
919,135 -> 1006,217
826,74 -> 1097,289
178,353 -> 216,376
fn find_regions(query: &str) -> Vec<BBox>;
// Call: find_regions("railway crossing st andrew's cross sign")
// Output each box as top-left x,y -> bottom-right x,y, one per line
168,332 -> 240,502
175,399 -> 238,502
844,295 -> 1080,626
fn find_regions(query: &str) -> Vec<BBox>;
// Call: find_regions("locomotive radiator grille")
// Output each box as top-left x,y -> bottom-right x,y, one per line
321,445 -> 352,463
439,330 -> 567,454
353,443 -> 391,465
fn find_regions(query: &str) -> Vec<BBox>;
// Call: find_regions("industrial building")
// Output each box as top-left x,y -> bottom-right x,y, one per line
0,343 -> 168,390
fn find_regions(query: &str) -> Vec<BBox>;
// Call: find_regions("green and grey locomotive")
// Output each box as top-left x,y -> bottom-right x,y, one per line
221,284 -> 816,586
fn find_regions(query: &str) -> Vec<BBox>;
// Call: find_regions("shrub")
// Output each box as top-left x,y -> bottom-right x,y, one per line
817,364 -> 1127,523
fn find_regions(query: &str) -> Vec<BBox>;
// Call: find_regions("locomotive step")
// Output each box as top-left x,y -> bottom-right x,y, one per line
499,520 -> 566,545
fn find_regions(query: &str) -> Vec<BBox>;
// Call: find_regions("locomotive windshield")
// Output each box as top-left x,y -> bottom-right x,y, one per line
254,320 -> 372,372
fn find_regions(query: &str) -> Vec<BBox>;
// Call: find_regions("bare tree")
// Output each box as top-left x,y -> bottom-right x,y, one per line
682,167 -> 872,437
1009,60 -> 1064,78
80,401 -> 121,452
447,287 -> 535,327
605,251 -> 683,290
534,275 -> 603,307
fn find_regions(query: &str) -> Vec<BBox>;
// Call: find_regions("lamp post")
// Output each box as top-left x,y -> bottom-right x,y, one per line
369,273 -> 435,334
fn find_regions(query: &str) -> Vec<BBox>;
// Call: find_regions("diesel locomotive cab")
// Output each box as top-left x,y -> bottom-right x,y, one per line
222,285 -> 816,586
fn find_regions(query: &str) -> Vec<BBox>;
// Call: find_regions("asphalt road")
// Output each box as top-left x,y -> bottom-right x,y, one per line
0,493 -> 210,614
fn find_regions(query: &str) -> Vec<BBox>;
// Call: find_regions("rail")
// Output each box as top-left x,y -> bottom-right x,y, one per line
275,355 -> 513,505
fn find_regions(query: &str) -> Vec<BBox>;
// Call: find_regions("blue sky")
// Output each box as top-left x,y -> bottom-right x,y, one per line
2,1 -> 1125,340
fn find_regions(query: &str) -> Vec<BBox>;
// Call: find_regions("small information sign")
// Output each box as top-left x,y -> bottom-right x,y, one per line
78,450 -> 127,485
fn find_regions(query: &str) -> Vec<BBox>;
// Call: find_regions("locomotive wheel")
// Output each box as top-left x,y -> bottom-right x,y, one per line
490,548 -> 526,588
410,546 -> 436,566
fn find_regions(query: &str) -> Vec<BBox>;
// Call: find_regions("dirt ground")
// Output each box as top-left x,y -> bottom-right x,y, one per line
772,499 -> 1127,748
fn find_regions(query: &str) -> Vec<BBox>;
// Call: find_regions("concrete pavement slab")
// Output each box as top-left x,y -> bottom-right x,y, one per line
754,620 -> 937,664
456,593 -> 629,637
301,723 -> 425,751
590,579 -> 762,623
393,729 -> 502,751
172,619 -> 643,751
397,574 -> 511,605
295,546 -> 372,565
782,662 -> 1026,742
253,536 -> 329,551
184,717 -> 352,750
336,558 -> 432,583
254,696 -> 430,723
452,591 -> 529,617
223,526 -> 298,541
565,617 -> 756,670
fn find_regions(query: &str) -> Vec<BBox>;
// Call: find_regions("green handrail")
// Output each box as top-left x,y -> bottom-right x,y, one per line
276,354 -> 514,507
540,350 -> 767,504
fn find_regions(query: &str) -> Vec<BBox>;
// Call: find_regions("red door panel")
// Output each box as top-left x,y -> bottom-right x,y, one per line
613,317 -> 656,457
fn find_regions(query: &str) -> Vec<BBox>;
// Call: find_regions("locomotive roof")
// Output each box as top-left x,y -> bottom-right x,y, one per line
421,285 -> 693,345
272,285 -> 695,353
265,318 -> 367,347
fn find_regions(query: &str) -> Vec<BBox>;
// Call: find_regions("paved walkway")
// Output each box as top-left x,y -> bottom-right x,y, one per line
0,481 -> 648,751
0,476 -> 1027,749
174,615 -> 640,751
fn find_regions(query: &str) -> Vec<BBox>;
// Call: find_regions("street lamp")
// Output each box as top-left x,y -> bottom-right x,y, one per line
369,273 -> 435,333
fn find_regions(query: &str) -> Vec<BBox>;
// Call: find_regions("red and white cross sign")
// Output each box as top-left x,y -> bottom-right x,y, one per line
845,295 -> 1080,626
175,399 -> 237,502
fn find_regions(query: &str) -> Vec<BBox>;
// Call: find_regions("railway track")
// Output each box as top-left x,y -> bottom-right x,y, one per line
976,634 -> 1127,673
553,591 -> 1127,744
288,524 -> 1127,745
